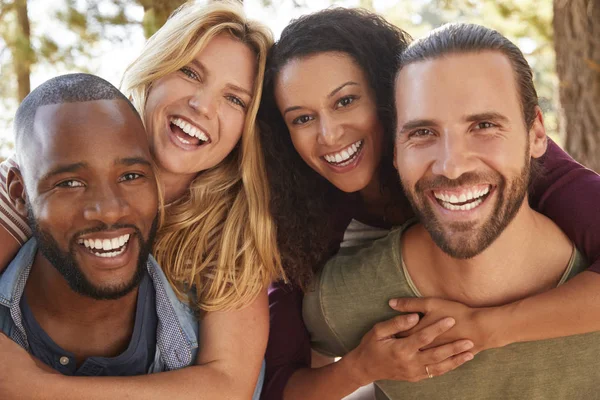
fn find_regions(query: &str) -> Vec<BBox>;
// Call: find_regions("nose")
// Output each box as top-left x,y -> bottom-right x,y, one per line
83,183 -> 131,226
316,115 -> 344,146
188,89 -> 216,119
431,132 -> 476,180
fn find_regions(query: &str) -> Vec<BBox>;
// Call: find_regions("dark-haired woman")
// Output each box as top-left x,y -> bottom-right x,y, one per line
260,8 -> 600,400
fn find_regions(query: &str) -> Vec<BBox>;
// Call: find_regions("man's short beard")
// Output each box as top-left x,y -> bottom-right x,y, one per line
402,157 -> 531,259
28,205 -> 158,300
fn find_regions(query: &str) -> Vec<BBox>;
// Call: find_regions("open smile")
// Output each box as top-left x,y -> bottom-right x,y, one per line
432,184 -> 494,212
168,116 -> 211,149
75,230 -> 138,268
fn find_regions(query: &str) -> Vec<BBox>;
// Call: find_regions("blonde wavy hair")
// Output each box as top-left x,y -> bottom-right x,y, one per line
121,0 -> 285,312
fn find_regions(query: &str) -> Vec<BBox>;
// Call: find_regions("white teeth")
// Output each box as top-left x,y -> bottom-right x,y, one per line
323,139 -> 364,166
80,233 -> 131,256
440,198 -> 484,211
433,185 -> 491,210
171,117 -> 209,142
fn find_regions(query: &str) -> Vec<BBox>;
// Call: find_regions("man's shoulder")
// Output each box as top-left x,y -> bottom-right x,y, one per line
324,220 -> 414,275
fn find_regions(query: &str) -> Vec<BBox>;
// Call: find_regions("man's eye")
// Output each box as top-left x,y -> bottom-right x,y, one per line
119,173 -> 143,182
475,122 -> 496,130
56,180 -> 84,188
180,66 -> 200,81
292,115 -> 314,125
408,128 -> 435,138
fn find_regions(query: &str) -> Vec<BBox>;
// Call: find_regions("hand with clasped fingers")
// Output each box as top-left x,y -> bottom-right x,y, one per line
390,297 -> 503,355
0,333 -> 59,400
340,312 -> 475,386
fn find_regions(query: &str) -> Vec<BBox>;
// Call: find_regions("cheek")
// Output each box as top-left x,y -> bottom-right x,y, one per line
220,110 -> 245,147
34,199 -> 78,239
396,147 -> 432,182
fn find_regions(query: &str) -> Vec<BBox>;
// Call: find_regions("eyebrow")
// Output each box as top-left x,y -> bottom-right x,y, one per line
190,59 -> 253,98
117,157 -> 153,167
39,162 -> 87,182
283,81 -> 359,116
464,112 -> 510,124
327,81 -> 359,99
398,119 -> 438,135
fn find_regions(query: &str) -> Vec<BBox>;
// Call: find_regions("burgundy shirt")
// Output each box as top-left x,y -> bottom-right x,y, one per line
262,139 -> 600,399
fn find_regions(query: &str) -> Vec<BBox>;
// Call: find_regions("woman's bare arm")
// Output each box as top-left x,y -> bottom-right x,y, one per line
0,291 -> 269,400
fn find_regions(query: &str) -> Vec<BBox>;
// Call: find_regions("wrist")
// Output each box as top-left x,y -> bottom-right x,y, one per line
337,351 -> 369,389
476,303 -> 518,350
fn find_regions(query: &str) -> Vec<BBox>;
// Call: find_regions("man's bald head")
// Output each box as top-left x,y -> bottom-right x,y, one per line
14,73 -> 140,174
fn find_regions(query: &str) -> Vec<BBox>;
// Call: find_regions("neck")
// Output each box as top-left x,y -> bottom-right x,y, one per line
358,172 -> 413,227
158,168 -> 196,204
24,253 -> 139,361
403,203 -> 573,307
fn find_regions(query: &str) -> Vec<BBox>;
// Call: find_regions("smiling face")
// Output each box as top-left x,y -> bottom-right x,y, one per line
17,100 -> 159,299
394,51 -> 546,258
144,33 -> 256,181
275,52 -> 383,193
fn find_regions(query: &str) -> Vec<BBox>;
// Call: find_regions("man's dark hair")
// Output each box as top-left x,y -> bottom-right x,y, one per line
259,8 -> 412,288
397,23 -> 539,130
14,73 -> 139,152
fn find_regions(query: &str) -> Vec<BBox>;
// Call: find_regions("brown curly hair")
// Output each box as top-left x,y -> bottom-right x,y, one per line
260,8 -> 412,289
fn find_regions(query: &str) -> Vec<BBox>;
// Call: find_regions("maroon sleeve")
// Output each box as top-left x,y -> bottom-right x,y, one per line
262,281 -> 311,400
530,138 -> 600,273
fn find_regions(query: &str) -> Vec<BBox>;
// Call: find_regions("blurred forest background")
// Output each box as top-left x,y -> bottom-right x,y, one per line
1,0 -> 598,171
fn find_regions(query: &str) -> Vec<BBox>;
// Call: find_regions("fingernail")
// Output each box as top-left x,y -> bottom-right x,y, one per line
444,317 -> 456,327
389,299 -> 398,308
465,353 -> 474,361
462,341 -> 474,350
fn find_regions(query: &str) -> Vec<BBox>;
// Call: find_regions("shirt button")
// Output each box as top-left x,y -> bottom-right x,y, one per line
59,356 -> 70,365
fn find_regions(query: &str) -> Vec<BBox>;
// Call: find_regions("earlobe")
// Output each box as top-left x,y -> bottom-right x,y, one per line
529,106 -> 548,159
6,168 -> 28,217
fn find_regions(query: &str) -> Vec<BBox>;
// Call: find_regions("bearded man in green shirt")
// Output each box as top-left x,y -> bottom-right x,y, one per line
303,23 -> 594,400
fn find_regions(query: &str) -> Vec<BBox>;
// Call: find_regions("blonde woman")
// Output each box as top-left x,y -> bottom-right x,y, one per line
0,1 -> 283,398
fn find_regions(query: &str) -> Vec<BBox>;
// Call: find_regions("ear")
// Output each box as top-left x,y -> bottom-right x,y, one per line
529,106 -> 547,159
6,167 -> 28,217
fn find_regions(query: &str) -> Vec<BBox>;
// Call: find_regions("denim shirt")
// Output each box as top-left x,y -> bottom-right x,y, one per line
0,239 -> 265,397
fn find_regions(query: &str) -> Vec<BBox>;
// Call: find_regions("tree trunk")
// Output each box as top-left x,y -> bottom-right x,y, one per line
138,0 -> 188,38
553,0 -> 600,172
13,0 -> 31,102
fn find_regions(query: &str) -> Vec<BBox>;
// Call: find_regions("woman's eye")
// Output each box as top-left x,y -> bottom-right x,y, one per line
292,115 -> 314,125
56,180 -> 84,188
336,96 -> 356,108
180,66 -> 200,81
226,95 -> 246,109
119,173 -> 143,182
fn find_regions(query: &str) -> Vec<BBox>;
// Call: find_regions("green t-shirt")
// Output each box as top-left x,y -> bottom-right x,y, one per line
303,222 -> 593,400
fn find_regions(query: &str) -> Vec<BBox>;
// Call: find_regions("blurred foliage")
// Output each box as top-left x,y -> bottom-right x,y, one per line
374,0 -> 559,141
0,0 -> 566,154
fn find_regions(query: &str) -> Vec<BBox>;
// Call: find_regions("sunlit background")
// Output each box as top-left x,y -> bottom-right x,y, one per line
1,0 -> 584,167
